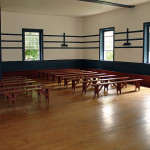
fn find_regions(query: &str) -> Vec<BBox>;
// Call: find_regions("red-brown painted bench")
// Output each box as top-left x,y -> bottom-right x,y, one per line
63,74 -> 95,88
0,78 -> 32,83
57,74 -> 79,85
50,71 -> 78,83
0,84 -> 42,91
2,76 -> 23,79
0,80 -> 36,88
71,74 -> 108,90
0,85 -> 50,104
93,79 -> 143,98
71,74 -> 116,91
56,71 -> 104,85
81,77 -> 130,94
38,69 -> 82,80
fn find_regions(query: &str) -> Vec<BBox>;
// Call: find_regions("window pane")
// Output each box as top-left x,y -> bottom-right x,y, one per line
25,50 -> 40,61
104,31 -> 113,36
25,32 -> 39,36
104,30 -> 114,61
104,51 -> 113,61
24,32 -> 40,61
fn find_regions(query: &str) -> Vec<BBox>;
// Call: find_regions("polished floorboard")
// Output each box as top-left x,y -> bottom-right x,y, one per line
0,78 -> 150,150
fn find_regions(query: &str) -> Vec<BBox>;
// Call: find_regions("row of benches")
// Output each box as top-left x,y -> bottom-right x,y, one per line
38,69 -> 143,98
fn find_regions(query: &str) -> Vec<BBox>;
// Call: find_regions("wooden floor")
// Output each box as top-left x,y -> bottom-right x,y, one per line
0,78 -> 150,150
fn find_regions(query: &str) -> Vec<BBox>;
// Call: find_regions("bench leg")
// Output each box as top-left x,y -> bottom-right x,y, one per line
64,79 -> 68,88
58,77 -> 61,85
94,85 -> 99,98
46,73 -> 49,80
134,81 -> 141,91
4,92 -> 21,104
4,93 -> 15,104
52,75 -> 55,83
36,90 -> 42,100
72,80 -> 75,91
39,88 -> 50,102
104,84 -> 109,91
116,83 -> 122,94
82,82 -> 86,94
45,88 -> 50,102
39,72 -> 41,78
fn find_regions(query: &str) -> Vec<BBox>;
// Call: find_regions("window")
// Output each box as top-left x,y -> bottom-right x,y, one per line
22,29 -> 43,61
100,27 -> 114,61
143,22 -> 150,63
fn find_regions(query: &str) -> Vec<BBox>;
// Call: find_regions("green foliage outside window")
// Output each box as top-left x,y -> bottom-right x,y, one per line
106,51 -> 113,61
25,50 -> 39,61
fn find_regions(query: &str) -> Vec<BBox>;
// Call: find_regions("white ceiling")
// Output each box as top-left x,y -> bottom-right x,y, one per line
0,0 -> 150,17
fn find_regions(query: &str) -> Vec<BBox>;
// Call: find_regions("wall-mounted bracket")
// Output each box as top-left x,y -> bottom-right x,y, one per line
61,33 -> 68,47
123,28 -> 131,46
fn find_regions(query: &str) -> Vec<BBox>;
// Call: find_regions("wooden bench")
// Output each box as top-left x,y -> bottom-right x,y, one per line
50,71 -> 76,83
71,74 -> 117,91
63,73 -> 105,90
0,85 -> 50,104
0,84 -> 42,91
45,70 -> 102,83
0,80 -> 36,88
56,71 -> 103,86
2,76 -> 23,79
96,75 -> 116,79
82,77 -> 130,94
93,79 -> 143,98
63,76 -> 79,87
1,76 -> 27,81
0,78 -> 32,83
63,74 -> 96,88
57,74 -> 79,85
39,69 -> 82,80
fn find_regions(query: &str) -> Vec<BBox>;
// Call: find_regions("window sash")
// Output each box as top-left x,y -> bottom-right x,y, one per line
104,30 -> 114,61
24,31 -> 41,61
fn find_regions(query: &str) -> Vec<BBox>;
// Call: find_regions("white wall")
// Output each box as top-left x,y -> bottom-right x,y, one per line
2,2 -> 150,63
83,2 -> 150,63
1,11 -> 83,61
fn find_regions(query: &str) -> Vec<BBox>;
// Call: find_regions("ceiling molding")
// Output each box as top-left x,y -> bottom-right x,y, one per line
79,0 -> 135,8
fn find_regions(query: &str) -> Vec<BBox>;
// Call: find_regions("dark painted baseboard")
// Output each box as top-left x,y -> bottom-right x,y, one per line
82,59 -> 150,76
1,59 -> 150,78
0,63 -> 2,78
2,59 -> 83,72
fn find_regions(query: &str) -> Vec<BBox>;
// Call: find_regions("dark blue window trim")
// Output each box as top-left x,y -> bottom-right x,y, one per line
99,27 -> 115,61
22,28 -> 43,61
143,22 -> 150,63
